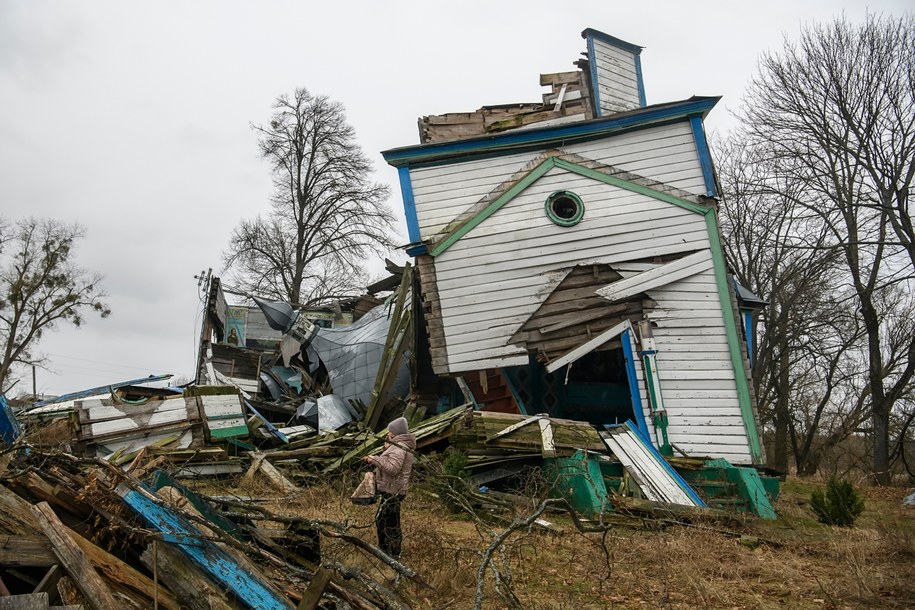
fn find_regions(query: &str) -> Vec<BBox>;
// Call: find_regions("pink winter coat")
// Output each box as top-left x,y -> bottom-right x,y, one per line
368,432 -> 416,496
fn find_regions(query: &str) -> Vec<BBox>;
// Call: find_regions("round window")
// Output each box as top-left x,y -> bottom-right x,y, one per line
545,191 -> 584,226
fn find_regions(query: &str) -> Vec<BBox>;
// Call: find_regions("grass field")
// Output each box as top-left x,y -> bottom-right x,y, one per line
236,469 -> 915,610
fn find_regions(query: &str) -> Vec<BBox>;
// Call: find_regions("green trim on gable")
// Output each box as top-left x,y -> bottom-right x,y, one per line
430,156 -> 710,257
430,156 -> 557,256
552,158 -> 711,215
705,213 -> 763,463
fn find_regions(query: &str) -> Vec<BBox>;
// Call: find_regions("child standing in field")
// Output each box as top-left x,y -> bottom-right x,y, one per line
364,416 -> 416,558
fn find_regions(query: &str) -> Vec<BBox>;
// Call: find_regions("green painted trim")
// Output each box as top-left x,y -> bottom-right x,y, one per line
206,413 -> 244,421
209,425 -> 250,439
705,213 -> 763,463
545,190 -> 585,226
430,156 -> 711,257
430,157 -> 556,257
553,158 -> 711,215
500,368 -> 528,415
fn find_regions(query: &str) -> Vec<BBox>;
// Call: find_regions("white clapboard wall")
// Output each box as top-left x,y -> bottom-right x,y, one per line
76,396 -> 203,460
589,33 -> 643,115
617,257 -> 753,463
195,394 -> 249,441
433,166 -> 710,372
408,121 -> 705,239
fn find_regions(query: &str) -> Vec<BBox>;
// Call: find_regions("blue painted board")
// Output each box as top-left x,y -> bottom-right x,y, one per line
120,487 -> 293,610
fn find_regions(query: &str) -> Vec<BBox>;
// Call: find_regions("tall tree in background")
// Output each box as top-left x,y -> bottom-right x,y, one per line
0,217 -> 110,394
717,138 -> 869,475
737,14 -> 915,483
224,88 -> 395,306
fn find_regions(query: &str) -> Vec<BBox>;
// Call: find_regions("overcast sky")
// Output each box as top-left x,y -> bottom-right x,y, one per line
1,0 -> 909,396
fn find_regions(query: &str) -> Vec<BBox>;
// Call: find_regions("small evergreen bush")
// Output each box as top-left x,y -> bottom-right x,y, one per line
810,476 -> 865,527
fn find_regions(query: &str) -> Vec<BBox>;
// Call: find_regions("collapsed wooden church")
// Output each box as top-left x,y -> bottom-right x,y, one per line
382,28 -> 766,467
13,28 -> 775,521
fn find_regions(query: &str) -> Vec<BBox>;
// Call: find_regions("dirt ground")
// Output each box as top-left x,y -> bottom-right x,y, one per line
230,471 -> 915,610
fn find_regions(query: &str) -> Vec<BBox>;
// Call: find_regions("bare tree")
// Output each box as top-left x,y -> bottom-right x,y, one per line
223,88 -> 395,306
738,14 -> 915,484
717,138 -> 869,475
0,217 -> 110,394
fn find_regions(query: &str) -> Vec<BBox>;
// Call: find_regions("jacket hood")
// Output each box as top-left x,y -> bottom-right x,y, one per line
390,432 -> 417,450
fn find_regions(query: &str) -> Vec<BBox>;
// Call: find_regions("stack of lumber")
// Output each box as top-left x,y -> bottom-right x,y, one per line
0,447 -> 411,609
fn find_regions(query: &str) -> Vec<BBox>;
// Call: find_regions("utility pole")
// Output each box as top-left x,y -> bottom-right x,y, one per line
32,365 -> 36,400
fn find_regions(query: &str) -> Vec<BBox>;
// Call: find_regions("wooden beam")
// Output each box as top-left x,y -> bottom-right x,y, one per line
545,320 -> 632,373
296,567 -> 333,610
69,528 -> 180,610
595,250 -> 713,302
32,564 -> 62,604
0,593 -> 49,609
0,536 -> 55,567
30,502 -> 120,610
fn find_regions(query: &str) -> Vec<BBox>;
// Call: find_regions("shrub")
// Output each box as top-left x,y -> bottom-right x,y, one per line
810,476 -> 865,527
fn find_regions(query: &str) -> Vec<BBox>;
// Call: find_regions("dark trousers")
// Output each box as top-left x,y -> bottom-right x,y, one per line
375,492 -> 403,557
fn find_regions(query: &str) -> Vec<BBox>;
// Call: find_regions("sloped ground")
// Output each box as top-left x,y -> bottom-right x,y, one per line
243,471 -> 914,610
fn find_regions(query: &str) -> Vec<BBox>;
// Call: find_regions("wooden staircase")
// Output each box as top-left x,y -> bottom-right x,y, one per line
462,369 -> 519,413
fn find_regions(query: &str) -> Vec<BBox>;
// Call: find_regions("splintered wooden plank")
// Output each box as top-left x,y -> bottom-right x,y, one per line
0,535 -> 55,567
545,320 -> 631,373
297,567 -> 333,610
120,488 -> 293,610
30,502 -> 120,610
69,529 -> 180,610
0,593 -> 49,609
596,250 -> 713,302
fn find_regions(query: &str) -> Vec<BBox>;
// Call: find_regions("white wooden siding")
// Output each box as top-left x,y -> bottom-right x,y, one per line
644,268 -> 752,463
564,122 -> 705,195
434,167 -> 709,369
408,122 -> 706,239
591,36 -> 642,114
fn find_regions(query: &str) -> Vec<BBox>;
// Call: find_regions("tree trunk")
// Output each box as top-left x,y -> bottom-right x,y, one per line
872,404 -> 891,485
770,333 -> 791,473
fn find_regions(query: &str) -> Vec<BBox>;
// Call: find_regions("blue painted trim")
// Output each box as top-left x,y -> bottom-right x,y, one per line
635,54 -> 647,107
585,32 -> 602,117
690,115 -> 717,197
244,400 -> 288,443
621,330 -> 649,437
622,421 -> 706,507
29,374 -> 174,408
382,97 -> 720,167
0,395 -> 22,447
121,488 -> 292,609
581,29 -> 643,55
404,242 -> 428,257
743,310 -> 754,366
398,166 -> 421,243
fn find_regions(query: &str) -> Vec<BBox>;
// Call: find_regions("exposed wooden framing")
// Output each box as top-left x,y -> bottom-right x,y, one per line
545,320 -> 632,373
364,263 -> 414,430
595,250 -> 713,302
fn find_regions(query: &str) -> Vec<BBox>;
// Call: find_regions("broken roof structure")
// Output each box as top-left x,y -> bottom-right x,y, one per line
382,28 -> 765,466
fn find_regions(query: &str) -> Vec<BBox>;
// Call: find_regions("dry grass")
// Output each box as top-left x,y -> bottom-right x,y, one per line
216,471 -> 914,609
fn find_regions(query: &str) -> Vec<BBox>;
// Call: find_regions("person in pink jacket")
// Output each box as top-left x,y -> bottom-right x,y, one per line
364,416 -> 416,558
